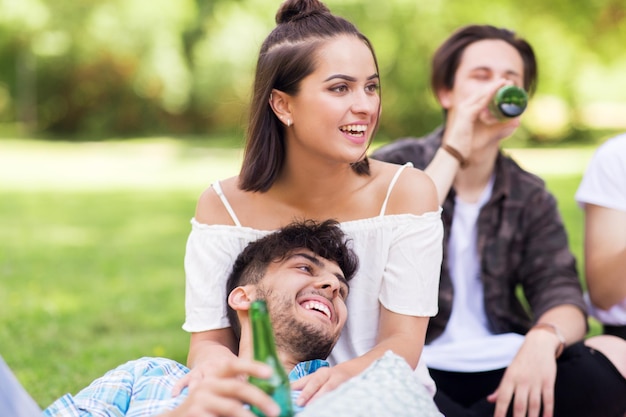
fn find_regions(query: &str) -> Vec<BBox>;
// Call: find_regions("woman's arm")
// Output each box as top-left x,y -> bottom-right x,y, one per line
584,204 -> 626,310
173,330 -> 239,395
373,308 -> 429,369
291,309 -> 428,405
187,330 -> 239,368
175,182 -> 248,394
292,166 -> 440,405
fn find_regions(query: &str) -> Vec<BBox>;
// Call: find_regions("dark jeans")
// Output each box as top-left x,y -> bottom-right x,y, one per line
430,342 -> 626,417
603,324 -> 626,340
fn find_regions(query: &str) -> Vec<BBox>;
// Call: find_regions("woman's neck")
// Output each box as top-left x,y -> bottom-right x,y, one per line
270,157 -> 365,215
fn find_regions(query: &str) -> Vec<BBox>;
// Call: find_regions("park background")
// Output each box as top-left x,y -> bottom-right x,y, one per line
1,0 -> 625,408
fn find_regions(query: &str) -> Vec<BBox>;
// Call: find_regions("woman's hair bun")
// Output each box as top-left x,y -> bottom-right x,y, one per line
276,0 -> 331,24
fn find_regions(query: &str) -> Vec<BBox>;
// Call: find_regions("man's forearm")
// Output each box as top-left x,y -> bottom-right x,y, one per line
532,305 -> 587,349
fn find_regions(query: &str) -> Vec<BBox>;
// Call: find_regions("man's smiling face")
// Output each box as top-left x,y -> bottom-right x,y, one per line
254,249 -> 349,363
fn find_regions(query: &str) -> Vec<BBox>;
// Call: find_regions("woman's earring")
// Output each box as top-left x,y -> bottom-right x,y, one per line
287,119 -> 292,127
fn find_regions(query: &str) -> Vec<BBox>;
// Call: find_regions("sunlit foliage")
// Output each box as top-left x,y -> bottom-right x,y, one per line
0,0 -> 624,140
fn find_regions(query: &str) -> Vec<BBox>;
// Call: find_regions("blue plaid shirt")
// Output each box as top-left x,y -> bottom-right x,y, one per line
42,357 -> 328,416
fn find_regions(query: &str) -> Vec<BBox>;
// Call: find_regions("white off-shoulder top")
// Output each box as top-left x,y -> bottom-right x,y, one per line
183,163 -> 443,388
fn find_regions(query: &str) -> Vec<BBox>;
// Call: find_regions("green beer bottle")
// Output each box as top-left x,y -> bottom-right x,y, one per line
489,85 -> 528,119
248,299 -> 294,417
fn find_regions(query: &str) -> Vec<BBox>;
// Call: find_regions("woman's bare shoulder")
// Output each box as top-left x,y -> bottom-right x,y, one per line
195,176 -> 241,225
370,159 -> 439,215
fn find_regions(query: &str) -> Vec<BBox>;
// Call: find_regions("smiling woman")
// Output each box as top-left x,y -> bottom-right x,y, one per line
266,35 -> 380,171
173,0 -> 443,411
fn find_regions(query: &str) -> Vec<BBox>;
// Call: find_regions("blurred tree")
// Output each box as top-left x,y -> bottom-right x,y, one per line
0,0 -> 199,136
0,0 -> 624,140
329,0 -> 626,141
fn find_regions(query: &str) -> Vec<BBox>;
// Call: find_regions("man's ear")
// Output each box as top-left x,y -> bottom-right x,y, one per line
228,286 -> 254,312
436,88 -> 453,110
269,89 -> 293,127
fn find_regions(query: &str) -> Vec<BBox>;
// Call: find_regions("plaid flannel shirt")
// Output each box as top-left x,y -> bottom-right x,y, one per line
42,357 -> 328,416
371,127 -> 587,343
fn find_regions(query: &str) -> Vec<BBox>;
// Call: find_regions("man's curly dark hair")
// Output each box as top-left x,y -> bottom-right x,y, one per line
226,219 -> 358,339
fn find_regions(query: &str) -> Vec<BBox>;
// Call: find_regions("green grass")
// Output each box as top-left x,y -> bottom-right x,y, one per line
0,138 -> 599,408
0,191 -> 197,406
0,137 -> 244,407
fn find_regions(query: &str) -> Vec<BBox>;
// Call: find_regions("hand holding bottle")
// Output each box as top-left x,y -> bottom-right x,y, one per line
441,78 -> 509,159
164,358 -> 279,417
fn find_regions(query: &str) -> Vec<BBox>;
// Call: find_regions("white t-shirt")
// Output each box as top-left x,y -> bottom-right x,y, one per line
423,175 -> 524,372
183,165 -> 444,392
575,133 -> 626,324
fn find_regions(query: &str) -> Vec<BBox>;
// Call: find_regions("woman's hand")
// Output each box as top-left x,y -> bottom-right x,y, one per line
173,355 -> 242,396
290,365 -> 353,406
172,359 -> 226,396
292,309 -> 428,407
174,330 -> 240,395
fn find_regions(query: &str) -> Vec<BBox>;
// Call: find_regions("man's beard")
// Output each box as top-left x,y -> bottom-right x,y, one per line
257,288 -> 338,363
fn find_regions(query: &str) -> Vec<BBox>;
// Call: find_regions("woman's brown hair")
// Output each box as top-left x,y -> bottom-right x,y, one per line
239,0 -> 380,192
